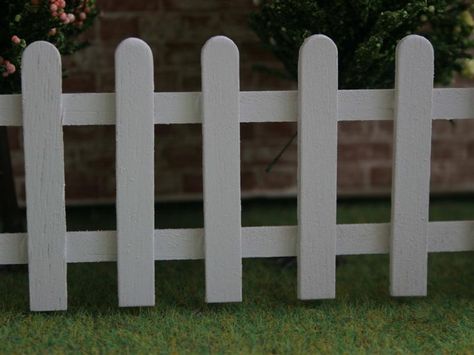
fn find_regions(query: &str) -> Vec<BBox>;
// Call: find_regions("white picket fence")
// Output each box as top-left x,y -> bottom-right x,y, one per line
0,34 -> 474,311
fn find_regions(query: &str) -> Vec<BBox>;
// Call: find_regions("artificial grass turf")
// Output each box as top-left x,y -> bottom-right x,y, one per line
1,197 -> 474,353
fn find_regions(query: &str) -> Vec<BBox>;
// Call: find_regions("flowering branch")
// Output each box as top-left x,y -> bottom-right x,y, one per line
0,0 -> 98,94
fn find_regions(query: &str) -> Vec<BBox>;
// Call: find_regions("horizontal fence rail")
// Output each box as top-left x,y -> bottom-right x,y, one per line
1,222 -> 474,264
1,88 -> 474,126
0,34 -> 473,311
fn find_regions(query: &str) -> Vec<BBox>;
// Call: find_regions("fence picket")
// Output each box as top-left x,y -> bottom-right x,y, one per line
22,42 -> 67,311
297,35 -> 338,300
116,38 -> 155,307
201,36 -> 242,303
390,35 -> 434,296
3,35 -> 470,310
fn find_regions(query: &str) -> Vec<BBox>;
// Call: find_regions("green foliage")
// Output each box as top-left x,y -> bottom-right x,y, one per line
249,0 -> 474,89
0,0 -> 98,94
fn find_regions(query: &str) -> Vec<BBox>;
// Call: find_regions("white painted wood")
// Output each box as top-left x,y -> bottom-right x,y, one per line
390,35 -> 434,297
115,38 -> 155,307
1,221 -> 473,265
21,41 -> 67,311
2,88 -> 474,126
297,35 -> 338,300
201,36 -> 242,303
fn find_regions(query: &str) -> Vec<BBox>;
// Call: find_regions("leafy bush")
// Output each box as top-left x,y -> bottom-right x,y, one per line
250,0 -> 474,89
0,0 -> 98,94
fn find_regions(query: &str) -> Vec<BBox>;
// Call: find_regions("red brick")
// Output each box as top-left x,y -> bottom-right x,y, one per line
338,121 -> 372,140
163,144 -> 202,168
100,17 -> 139,42
155,172 -> 181,195
449,163 -> 474,184
338,143 -> 392,161
261,170 -> 295,189
66,174 -> 115,200
7,127 -> 21,150
375,121 -> 393,136
241,123 -> 256,140
240,41 -> 279,63
220,0 -> 255,9
180,72 -> 201,91
431,140 -> 466,160
432,120 -> 455,139
63,72 -> 96,93
97,70 -> 115,92
100,0 -> 160,11
370,166 -> 392,187
241,143 -> 296,167
10,150 -> 25,176
162,0 -> 221,11
220,12 -> 256,41
163,42 -> 201,66
241,171 -> 258,190
155,70 -> 180,91
338,163 -> 366,189
430,161 -> 452,187
10,0 -> 474,204
182,173 -> 203,194
15,177 -> 25,202
468,141 -> 474,158
258,123 -> 296,138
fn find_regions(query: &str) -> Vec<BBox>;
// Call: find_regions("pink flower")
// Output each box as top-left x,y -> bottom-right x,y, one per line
6,63 -> 16,75
11,36 -> 21,45
3,60 -> 16,76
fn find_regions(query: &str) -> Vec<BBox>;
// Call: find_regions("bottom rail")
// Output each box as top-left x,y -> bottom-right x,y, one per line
0,221 -> 473,265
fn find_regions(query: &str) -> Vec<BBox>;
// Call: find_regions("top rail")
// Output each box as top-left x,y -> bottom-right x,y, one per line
0,88 -> 473,126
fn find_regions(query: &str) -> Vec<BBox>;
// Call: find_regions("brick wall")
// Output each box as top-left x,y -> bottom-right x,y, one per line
8,0 -> 474,204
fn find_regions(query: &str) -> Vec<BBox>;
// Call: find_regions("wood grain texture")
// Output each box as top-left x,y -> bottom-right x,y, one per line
297,35 -> 338,300
390,35 -> 434,297
115,38 -> 155,307
201,36 -> 242,303
2,221 -> 473,265
22,41 -> 67,311
1,88 -> 473,126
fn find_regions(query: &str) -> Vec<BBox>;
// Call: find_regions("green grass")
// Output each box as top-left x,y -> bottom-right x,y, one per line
2,197 -> 474,353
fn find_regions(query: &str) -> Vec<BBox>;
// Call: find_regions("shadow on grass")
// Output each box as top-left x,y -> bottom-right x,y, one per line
2,252 -> 474,316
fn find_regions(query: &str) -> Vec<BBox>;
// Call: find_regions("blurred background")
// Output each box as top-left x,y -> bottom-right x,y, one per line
4,0 -> 474,207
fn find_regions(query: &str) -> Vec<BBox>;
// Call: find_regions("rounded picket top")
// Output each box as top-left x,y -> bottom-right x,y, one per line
299,34 -> 338,62
396,35 -> 434,63
202,35 -> 239,63
115,37 -> 154,69
22,41 -> 61,70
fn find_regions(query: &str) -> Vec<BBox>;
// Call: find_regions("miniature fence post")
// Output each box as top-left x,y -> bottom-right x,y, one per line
201,36 -> 242,303
116,38 -> 155,307
390,35 -> 434,296
22,42 -> 67,311
297,35 -> 338,300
